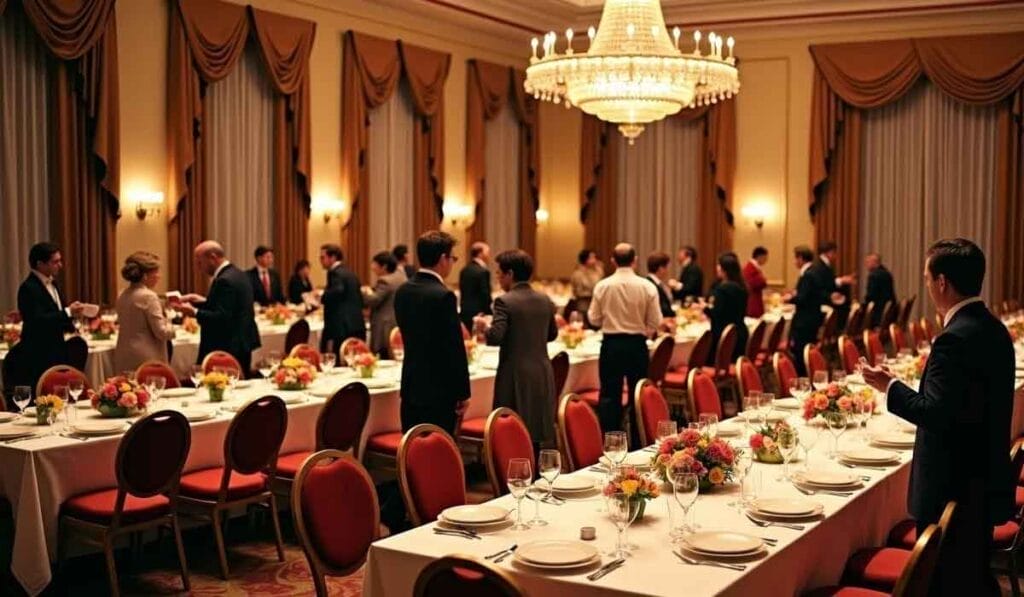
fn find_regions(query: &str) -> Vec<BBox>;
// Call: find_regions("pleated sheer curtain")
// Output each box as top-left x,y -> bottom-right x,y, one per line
205,43 -> 275,265
483,103 -> 521,256
860,80 -> 1000,317
615,117 -> 703,267
0,9 -> 50,310
367,81 -> 415,257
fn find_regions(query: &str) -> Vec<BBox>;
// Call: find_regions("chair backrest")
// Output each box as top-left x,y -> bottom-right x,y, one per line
554,314 -> 567,329
284,318 -> 311,355
838,335 -> 862,374
773,352 -> 798,397
882,300 -> 899,328
890,324 -> 908,353
803,344 -> 828,378
844,303 -> 864,338
921,316 -> 937,341
65,336 -> 88,371
864,301 -> 879,329
744,320 -> 767,360
818,308 -> 839,342
863,330 -> 886,365
317,382 -> 370,457
713,324 -> 737,372
398,424 -> 466,526
135,360 -> 181,389
201,351 -> 242,376
909,320 -> 928,348
116,410 -> 191,500
340,338 -> 370,360
292,450 -> 379,585
634,379 -> 670,446
688,330 -> 713,369
290,343 -> 322,370
2,341 -> 27,397
389,327 -> 403,352
36,365 -> 90,398
735,356 -> 763,398
225,395 -> 288,479
413,555 -> 522,597
562,297 -> 579,319
550,351 -> 570,404
898,295 -> 916,328
687,370 -> 722,419
483,408 -> 534,497
1010,439 -> 1024,490
647,335 -> 675,384
892,523 -> 943,597
557,393 -> 603,471
765,318 -> 785,353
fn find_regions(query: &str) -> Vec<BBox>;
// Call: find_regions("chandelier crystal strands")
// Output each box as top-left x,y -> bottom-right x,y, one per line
524,0 -> 740,144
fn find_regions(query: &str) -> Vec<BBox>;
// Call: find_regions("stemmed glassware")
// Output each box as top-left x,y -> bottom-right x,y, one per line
267,350 -> 282,370
603,431 -> 627,468
758,393 -> 775,427
321,353 -> 336,375
699,413 -> 719,438
800,424 -> 820,470
61,385 -> 77,432
190,365 -> 203,389
606,492 -> 640,559
507,458 -> 533,531
12,386 -> 31,414
144,376 -> 166,409
67,380 -> 84,405
728,449 -> 753,512
670,468 -> 699,537
258,358 -> 274,379
656,420 -> 677,445
789,377 -> 811,403
812,371 -> 829,391
529,450 -> 561,528
742,392 -> 762,433
831,369 -> 847,384
777,426 -> 800,481
825,411 -> 849,459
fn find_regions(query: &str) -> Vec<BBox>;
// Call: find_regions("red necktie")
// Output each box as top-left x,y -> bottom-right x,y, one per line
262,271 -> 271,298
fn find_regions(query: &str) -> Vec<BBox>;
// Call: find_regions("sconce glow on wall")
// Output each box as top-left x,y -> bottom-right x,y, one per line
442,202 -> 473,228
535,208 -> 550,224
312,195 -> 346,223
129,190 -> 164,221
740,201 -> 773,229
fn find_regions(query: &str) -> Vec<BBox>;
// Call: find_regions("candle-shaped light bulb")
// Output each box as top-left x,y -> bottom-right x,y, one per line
693,30 -> 702,53
709,32 -> 717,56
566,28 -> 574,44
727,36 -> 734,58
530,37 -> 539,59
672,26 -> 681,49
588,25 -> 596,46
626,22 -> 635,38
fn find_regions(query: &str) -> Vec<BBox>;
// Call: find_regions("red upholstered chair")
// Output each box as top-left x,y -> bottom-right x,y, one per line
413,555 -> 523,597
201,351 -> 242,376
65,336 -> 89,372
703,324 -> 738,380
897,296 -> 916,329
765,318 -> 786,356
554,314 -> 567,329
59,411 -> 191,596
664,330 -> 712,391
634,379 -> 670,446
576,388 -> 601,408
557,393 -> 603,472
839,335 -> 862,375
483,408 -> 534,497
844,304 -> 865,340
291,450 -> 379,597
687,370 -> 722,420
863,301 -> 880,331
398,424 -> 466,527
550,351 -> 570,405
289,343 -> 322,370
276,382 -> 371,487
36,365 -> 90,398
340,338 -> 371,363
646,334 -> 675,386
177,395 -> 288,579
804,344 -> 829,379
134,361 -> 181,389
735,357 -> 764,399
819,308 -> 840,348
284,318 -> 311,355
889,324 -> 908,354
773,352 -> 799,398
745,319 -> 767,361
863,330 -> 886,366
909,321 -> 928,350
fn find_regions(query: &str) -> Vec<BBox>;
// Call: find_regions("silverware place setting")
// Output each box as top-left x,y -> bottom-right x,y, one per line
432,527 -> 481,540
674,552 -> 747,571
587,558 -> 625,581
792,484 -> 853,498
839,462 -> 887,472
745,513 -> 805,531
485,544 -> 517,561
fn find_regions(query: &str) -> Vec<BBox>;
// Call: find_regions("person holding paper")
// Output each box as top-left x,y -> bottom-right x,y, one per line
113,252 -> 175,372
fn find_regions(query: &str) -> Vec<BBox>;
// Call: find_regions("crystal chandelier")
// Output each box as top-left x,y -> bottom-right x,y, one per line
524,0 -> 740,143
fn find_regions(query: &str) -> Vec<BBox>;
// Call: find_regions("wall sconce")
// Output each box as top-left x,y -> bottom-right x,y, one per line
442,202 -> 473,228
129,190 -> 164,221
312,195 -> 345,223
740,201 -> 772,229
535,208 -> 550,224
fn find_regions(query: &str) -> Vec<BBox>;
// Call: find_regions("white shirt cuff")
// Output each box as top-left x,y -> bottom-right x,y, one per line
64,307 -> 71,317
885,378 -> 901,395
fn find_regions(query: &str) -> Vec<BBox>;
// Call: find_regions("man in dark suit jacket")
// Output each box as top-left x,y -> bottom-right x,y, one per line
178,241 -> 261,374
645,251 -> 675,318
786,245 -> 827,376
392,244 -> 417,280
395,231 -> 471,434
17,243 -> 84,391
863,252 -> 896,327
673,245 -> 704,301
246,245 -> 285,306
458,242 -> 492,331
318,244 -> 365,359
808,240 -> 856,330
863,238 -> 1013,595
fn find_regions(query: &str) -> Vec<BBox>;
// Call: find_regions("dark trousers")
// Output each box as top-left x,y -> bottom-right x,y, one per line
789,325 -> 817,376
597,334 -> 648,448
915,518 -> 997,596
400,400 -> 457,435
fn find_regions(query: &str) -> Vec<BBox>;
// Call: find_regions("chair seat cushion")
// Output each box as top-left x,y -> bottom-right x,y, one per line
994,520 -> 1020,549
842,547 -> 909,591
459,417 -> 486,438
179,467 -> 267,501
886,518 -> 917,549
803,586 -> 888,597
63,488 -> 169,525
276,450 -> 314,478
365,431 -> 402,455
701,365 -> 736,379
1016,485 -> 1024,509
577,389 -> 600,407
662,369 -> 688,388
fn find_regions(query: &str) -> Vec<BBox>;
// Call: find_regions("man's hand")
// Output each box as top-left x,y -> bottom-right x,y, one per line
472,314 -> 491,330
830,291 -> 847,305
861,364 -> 895,393
68,301 -> 85,316
180,293 -> 206,304
667,279 -> 681,290
177,303 -> 198,317
839,274 -> 856,286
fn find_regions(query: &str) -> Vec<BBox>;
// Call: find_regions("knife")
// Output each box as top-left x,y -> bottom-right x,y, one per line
587,558 -> 625,581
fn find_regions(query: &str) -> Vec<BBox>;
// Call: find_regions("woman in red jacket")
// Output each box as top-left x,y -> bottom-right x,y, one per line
742,246 -> 769,317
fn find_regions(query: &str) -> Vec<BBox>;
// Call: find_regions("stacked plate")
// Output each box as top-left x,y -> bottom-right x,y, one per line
870,431 -> 915,449
678,531 -> 766,559
791,469 -> 862,491
513,540 -> 600,570
0,412 -> 17,423
599,452 -> 652,470
163,388 -> 196,398
307,386 -> 339,398
534,475 -> 596,497
275,392 -> 307,405
773,398 -> 801,410
438,505 -> 510,531
716,421 -> 743,437
0,424 -> 35,441
71,420 -> 127,436
180,407 -> 217,422
354,378 -> 397,390
749,497 -> 823,520
839,446 -> 901,466
740,410 -> 788,424
234,380 -> 253,389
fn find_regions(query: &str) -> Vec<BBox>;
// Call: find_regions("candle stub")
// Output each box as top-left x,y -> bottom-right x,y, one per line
580,526 -> 596,541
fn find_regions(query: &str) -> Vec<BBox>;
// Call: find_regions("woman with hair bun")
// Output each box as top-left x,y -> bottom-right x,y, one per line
113,251 -> 175,372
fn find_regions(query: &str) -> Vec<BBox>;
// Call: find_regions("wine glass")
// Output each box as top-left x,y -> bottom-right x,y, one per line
670,469 -> 699,536
145,376 -> 166,409
728,450 -> 753,512
741,469 -> 762,512
800,424 -> 820,471
12,386 -> 31,414
267,350 -> 282,369
321,353 -> 336,374
67,380 -> 84,404
812,371 -> 829,391
606,492 -> 640,559
742,392 -> 762,433
789,376 -> 811,402
506,458 -> 532,531
698,413 -> 719,438
190,365 -> 204,388
777,427 -> 800,481
831,369 -> 847,384
63,386 -> 77,432
538,449 -> 561,501
257,358 -> 274,379
758,393 -> 775,426
825,411 -> 848,460
656,420 -> 677,445
603,431 -> 628,468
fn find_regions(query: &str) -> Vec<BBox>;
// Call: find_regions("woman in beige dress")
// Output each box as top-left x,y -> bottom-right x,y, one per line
113,252 -> 175,372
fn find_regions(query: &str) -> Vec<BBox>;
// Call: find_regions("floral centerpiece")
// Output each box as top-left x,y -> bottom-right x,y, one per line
201,371 -> 230,402
674,304 -> 707,327
1,324 -> 20,349
602,466 -> 660,521
263,304 -> 292,326
651,428 -> 738,491
180,317 -> 199,334
1006,320 -> 1024,342
88,376 -> 149,417
464,338 -> 479,363
353,352 -> 378,378
802,382 -> 875,422
559,322 -> 586,349
272,357 -> 317,391
89,318 -> 117,341
749,420 -> 796,464
35,393 -> 64,425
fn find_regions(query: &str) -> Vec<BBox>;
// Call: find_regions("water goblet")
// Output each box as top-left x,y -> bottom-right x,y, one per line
670,468 -> 699,537
606,492 -> 641,559
12,386 -> 31,414
68,380 -> 85,404
825,411 -> 849,460
698,413 -> 719,438
257,358 -> 274,379
656,420 -> 677,445
777,427 -> 800,481
321,353 -> 336,374
758,393 -> 775,426
831,369 -> 847,384
507,458 -> 533,531
728,450 -> 753,512
812,371 -> 829,391
603,431 -> 628,468
189,365 -> 203,388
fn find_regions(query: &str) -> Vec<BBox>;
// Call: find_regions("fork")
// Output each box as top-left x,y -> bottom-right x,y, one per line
432,528 -> 480,540
839,462 -> 888,472
792,485 -> 852,498
744,513 -> 805,531
485,544 -> 517,560
493,546 -> 518,564
674,552 -> 747,571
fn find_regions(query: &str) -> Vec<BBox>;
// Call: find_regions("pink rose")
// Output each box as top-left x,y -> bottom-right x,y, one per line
826,384 -> 842,399
837,396 -> 853,411
749,433 -> 764,449
118,392 -> 138,408
679,428 -> 701,446
102,383 -> 117,398
813,394 -> 830,410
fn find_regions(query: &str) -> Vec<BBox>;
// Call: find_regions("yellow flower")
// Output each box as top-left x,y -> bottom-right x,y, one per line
708,467 -> 725,485
697,439 -> 709,450
620,479 -> 639,497
37,394 -> 64,413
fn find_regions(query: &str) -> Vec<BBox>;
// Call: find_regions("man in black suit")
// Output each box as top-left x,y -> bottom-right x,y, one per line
177,241 -> 261,374
16,243 -> 84,391
458,242 -> 492,331
318,244 -> 365,359
645,251 -> 675,318
246,245 -> 285,306
392,244 -> 417,280
785,245 -> 827,376
395,231 -> 471,434
673,245 -> 704,301
808,240 -> 856,330
863,238 -> 1014,595
863,252 -> 896,327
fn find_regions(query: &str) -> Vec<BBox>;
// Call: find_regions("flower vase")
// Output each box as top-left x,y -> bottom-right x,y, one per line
98,403 -> 130,418
698,477 -> 714,493
358,365 -> 376,379
36,406 -> 52,426
630,499 -> 647,522
207,386 -> 225,403
754,448 -> 784,464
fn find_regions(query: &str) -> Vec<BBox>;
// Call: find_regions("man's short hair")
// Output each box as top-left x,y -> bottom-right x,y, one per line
320,244 -> 344,261
28,242 -> 60,269
926,238 -> 985,297
647,251 -> 670,274
254,245 -> 273,259
495,249 -> 534,282
752,246 -> 768,259
578,249 -> 594,265
794,245 -> 814,263
372,251 -> 398,273
681,245 -> 697,260
818,240 -> 837,255
416,231 -> 457,268
470,242 -> 487,259
613,245 -> 636,267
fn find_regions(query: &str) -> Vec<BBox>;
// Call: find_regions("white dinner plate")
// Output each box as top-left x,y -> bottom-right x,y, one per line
307,386 -> 339,398
72,420 -> 127,436
0,412 -> 17,423
682,531 -> 763,555
439,505 -> 510,525
840,447 -> 901,463
0,425 -> 34,439
677,545 -> 765,561
740,410 -> 788,423
162,388 -> 196,398
180,407 -> 217,422
870,432 -> 915,448
513,553 -> 601,570
233,380 -> 253,389
746,505 -> 824,520
275,392 -> 306,405
752,497 -> 820,516
74,400 -> 93,410
376,360 -> 398,368
535,475 -> 595,493
773,398 -> 801,409
515,540 -> 599,566
793,469 -> 859,487
355,378 -> 396,389
717,422 -> 742,437
600,453 -> 652,469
